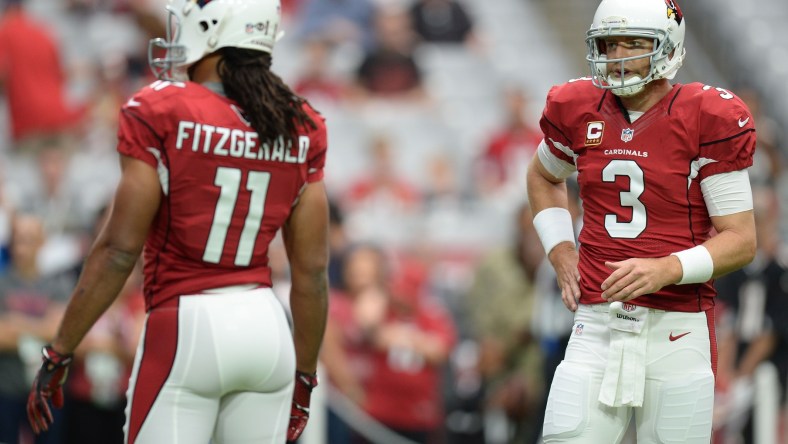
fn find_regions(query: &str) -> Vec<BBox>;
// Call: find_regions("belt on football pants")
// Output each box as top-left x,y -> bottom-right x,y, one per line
597,302 -> 650,407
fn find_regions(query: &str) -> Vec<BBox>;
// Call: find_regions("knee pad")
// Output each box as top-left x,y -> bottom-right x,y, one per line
543,362 -> 591,440
650,372 -> 714,444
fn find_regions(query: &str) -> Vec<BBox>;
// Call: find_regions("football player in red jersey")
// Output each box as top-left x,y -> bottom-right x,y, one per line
527,0 -> 756,442
26,0 -> 329,442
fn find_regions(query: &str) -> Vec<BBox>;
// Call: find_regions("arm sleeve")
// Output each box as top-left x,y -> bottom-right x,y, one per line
697,95 -> 756,180
700,170 -> 753,217
116,107 -> 163,169
306,113 -> 328,183
537,138 -> 577,179
538,85 -> 577,170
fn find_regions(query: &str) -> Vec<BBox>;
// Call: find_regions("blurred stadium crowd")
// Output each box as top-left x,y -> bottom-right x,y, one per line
0,0 -> 786,443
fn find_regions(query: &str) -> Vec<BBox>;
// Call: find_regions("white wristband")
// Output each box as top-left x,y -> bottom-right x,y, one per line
533,207 -> 576,255
671,245 -> 714,284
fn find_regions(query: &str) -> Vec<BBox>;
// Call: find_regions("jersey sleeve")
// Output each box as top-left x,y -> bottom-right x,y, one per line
538,84 -> 578,176
697,93 -> 756,180
116,92 -> 165,169
306,109 -> 328,183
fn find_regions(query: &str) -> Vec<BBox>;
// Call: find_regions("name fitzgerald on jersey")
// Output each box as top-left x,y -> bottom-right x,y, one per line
175,121 -> 309,163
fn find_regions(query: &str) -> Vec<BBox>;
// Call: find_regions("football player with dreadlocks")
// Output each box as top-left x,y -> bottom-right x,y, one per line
26,0 -> 329,442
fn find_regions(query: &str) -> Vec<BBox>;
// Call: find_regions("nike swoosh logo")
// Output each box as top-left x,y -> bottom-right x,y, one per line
738,117 -> 750,127
669,331 -> 691,341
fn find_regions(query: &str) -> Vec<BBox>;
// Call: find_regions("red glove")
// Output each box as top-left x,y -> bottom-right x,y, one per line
287,370 -> 318,442
27,345 -> 73,434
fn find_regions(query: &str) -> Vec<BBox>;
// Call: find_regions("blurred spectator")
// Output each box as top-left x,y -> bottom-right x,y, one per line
344,133 -> 422,211
293,37 -> 350,106
0,0 -> 85,152
321,243 -> 385,443
409,0 -> 475,45
322,244 -> 457,444
296,0 -> 377,50
327,199 -> 350,291
424,152 -> 466,209
5,145 -> 93,277
359,255 -> 457,443
352,5 -> 427,102
737,88 -> 783,186
0,176 -> 12,273
21,146 -> 90,236
0,213 -> 74,444
342,133 -> 423,245
714,186 -> 788,444
475,85 -> 541,201
465,203 -> 545,443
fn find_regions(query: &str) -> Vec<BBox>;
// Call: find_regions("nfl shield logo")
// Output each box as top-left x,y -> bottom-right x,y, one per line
575,323 -> 584,336
621,128 -> 634,142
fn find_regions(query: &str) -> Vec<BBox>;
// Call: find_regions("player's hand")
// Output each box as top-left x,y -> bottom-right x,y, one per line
548,242 -> 581,312
287,370 -> 319,443
601,256 -> 682,301
27,345 -> 73,434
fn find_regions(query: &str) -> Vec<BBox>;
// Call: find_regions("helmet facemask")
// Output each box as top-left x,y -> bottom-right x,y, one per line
148,9 -> 189,81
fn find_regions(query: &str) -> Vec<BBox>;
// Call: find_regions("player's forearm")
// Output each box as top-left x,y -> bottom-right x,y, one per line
290,269 -> 328,374
526,158 -> 569,214
51,243 -> 139,355
704,217 -> 756,279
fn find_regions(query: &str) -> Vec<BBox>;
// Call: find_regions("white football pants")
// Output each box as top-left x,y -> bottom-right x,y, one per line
543,303 -> 716,444
123,288 -> 295,444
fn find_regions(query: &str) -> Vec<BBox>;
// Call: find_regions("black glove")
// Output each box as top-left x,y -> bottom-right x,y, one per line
287,370 -> 318,442
27,345 -> 73,434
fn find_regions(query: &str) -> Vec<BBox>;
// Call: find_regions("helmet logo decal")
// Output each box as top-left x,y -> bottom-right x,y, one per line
664,0 -> 683,25
196,0 -> 215,9
246,21 -> 274,35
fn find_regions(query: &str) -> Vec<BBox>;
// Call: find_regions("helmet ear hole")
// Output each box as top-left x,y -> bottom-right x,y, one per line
199,20 -> 210,32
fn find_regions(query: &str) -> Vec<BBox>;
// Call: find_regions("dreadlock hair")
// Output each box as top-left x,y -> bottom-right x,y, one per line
216,47 -> 317,147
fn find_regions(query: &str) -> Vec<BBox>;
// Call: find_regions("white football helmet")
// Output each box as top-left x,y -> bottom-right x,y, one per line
586,0 -> 686,97
149,0 -> 284,80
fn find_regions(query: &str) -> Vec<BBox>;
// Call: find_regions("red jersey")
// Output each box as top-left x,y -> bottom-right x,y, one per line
117,80 -> 327,310
539,79 -> 755,312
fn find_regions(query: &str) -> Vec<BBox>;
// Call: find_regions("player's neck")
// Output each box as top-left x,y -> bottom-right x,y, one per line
618,80 -> 673,113
189,54 -> 222,84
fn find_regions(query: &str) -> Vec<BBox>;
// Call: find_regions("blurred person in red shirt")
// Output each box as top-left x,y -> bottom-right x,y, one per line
476,86 -> 541,198
322,245 -> 457,443
293,37 -> 349,105
0,0 -> 85,150
361,256 -> 457,443
343,133 -> 421,211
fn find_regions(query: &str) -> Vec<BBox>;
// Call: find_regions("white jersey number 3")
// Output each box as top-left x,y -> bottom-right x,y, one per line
603,160 -> 647,238
204,166 -> 271,266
